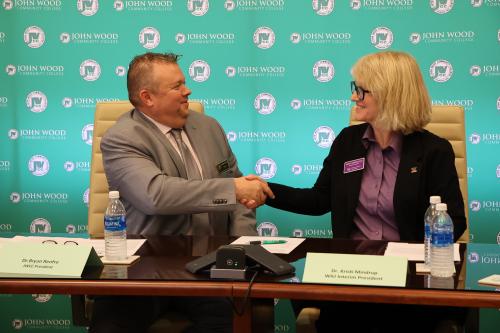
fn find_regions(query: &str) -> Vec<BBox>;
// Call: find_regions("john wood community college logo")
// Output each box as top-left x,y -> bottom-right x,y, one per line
26,91 -> 48,113
24,26 -> 45,48
313,60 -> 334,82
253,27 -> 275,49
80,59 -> 101,81
139,27 -> 160,49
28,155 -> 50,176
189,60 -> 211,82
255,157 -> 277,180
30,217 -> 51,233
257,221 -> 278,236
371,27 -> 393,49
78,0 -> 99,16
312,0 -> 334,16
313,126 -> 335,148
430,0 -> 454,14
188,0 -> 209,16
254,93 -> 276,115
429,60 -> 453,83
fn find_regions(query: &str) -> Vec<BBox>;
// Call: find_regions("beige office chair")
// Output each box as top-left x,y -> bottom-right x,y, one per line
88,100 -> 204,238
81,100 -> 204,332
296,105 -> 469,333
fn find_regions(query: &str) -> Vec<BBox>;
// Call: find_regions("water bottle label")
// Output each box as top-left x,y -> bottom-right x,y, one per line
104,215 -> 126,232
424,224 -> 431,238
431,231 -> 453,247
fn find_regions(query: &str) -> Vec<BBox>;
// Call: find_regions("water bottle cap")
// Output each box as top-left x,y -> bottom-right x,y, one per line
429,196 -> 441,204
436,203 -> 447,211
109,191 -> 120,199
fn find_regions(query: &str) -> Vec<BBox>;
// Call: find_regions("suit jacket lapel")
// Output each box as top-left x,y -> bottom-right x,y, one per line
394,132 -> 423,238
132,109 -> 188,178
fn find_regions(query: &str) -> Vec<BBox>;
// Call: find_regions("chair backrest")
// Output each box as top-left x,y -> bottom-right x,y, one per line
350,105 -> 469,242
87,100 -> 205,238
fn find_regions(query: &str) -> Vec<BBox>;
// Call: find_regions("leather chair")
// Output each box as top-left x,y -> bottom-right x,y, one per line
296,105 -> 469,333
76,100 -> 204,332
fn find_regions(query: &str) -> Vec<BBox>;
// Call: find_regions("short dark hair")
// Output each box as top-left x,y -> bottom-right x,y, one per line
127,52 -> 181,107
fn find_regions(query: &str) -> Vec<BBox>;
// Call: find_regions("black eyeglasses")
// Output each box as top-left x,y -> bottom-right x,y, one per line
350,81 -> 371,101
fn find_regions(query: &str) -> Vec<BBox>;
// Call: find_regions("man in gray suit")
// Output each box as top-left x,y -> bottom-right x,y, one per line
90,52 -> 273,333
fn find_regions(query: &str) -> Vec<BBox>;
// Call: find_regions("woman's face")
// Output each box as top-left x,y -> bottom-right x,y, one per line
351,81 -> 379,125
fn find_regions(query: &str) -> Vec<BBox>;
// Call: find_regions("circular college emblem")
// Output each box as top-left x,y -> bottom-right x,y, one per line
226,131 -> 237,142
60,32 -> 71,43
468,133 -> 481,144
224,0 -> 235,11
469,200 -> 481,212
497,97 -> 500,111
313,126 -> 335,148
188,0 -> 209,16
62,97 -> 73,108
12,319 -> 23,330
30,217 -> 51,233
371,27 -> 393,49
312,0 -> 334,15
24,26 -> 45,48
257,221 -> 279,236
429,59 -> 453,83
10,192 -> 21,203
255,157 -> 277,180
32,294 -> 52,303
26,91 -> 48,113
253,27 -> 275,49
5,64 -> 16,76
114,0 -> 124,11
189,60 -> 211,82
409,32 -> 421,44
139,27 -> 160,49
497,165 -> 500,178
313,60 -> 334,82
79,59 -> 101,81
290,32 -> 301,44
77,0 -> 99,16
290,99 -> 302,110
225,66 -> 236,78
3,0 -> 13,10
469,65 -> 481,77
254,93 -> 276,115
293,229 -> 304,237
430,0 -> 454,14
468,252 -> 479,263
115,66 -> 126,76
28,155 -> 50,176
83,188 -> 90,207
64,161 -> 75,172
175,33 -> 186,44
291,164 -> 302,175
8,129 -> 19,140
66,224 -> 76,233
82,124 -> 94,145
350,0 -> 361,10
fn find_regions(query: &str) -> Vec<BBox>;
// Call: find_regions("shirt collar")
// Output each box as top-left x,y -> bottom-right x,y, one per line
140,111 -> 175,135
362,125 -> 403,154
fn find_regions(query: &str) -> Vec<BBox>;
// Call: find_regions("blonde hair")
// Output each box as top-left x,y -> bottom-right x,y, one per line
351,51 -> 431,134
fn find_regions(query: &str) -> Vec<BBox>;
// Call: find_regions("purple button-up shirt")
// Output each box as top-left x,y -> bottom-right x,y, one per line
351,125 -> 403,241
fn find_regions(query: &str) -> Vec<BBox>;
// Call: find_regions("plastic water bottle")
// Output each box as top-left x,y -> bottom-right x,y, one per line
104,191 -> 127,261
424,196 -> 441,267
430,203 -> 454,278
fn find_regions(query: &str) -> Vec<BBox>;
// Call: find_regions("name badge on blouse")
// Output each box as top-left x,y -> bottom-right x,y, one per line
343,158 -> 365,174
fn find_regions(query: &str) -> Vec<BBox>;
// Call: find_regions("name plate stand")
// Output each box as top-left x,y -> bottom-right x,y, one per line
0,242 -> 102,278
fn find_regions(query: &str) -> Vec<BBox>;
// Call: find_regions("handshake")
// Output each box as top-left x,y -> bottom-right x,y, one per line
234,175 -> 274,209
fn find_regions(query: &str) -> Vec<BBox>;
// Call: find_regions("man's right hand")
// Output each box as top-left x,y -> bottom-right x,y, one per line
234,176 -> 274,209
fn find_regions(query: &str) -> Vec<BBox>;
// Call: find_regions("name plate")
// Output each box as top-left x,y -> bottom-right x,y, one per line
303,253 -> 408,287
0,242 -> 102,278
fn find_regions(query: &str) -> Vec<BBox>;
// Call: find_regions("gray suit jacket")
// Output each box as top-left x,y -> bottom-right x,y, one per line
101,108 -> 256,236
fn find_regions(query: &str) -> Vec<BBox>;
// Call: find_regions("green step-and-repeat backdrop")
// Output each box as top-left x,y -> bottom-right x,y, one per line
1,1 -> 499,332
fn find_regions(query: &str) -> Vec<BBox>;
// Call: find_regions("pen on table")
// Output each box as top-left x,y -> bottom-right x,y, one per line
249,240 -> 287,245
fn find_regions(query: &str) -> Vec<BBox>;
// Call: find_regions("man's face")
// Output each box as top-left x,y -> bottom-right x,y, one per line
143,62 -> 192,128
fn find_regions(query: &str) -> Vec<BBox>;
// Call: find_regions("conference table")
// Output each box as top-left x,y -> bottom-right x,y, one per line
0,235 -> 499,332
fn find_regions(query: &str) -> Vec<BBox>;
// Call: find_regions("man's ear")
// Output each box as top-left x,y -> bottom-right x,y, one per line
139,89 -> 153,107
